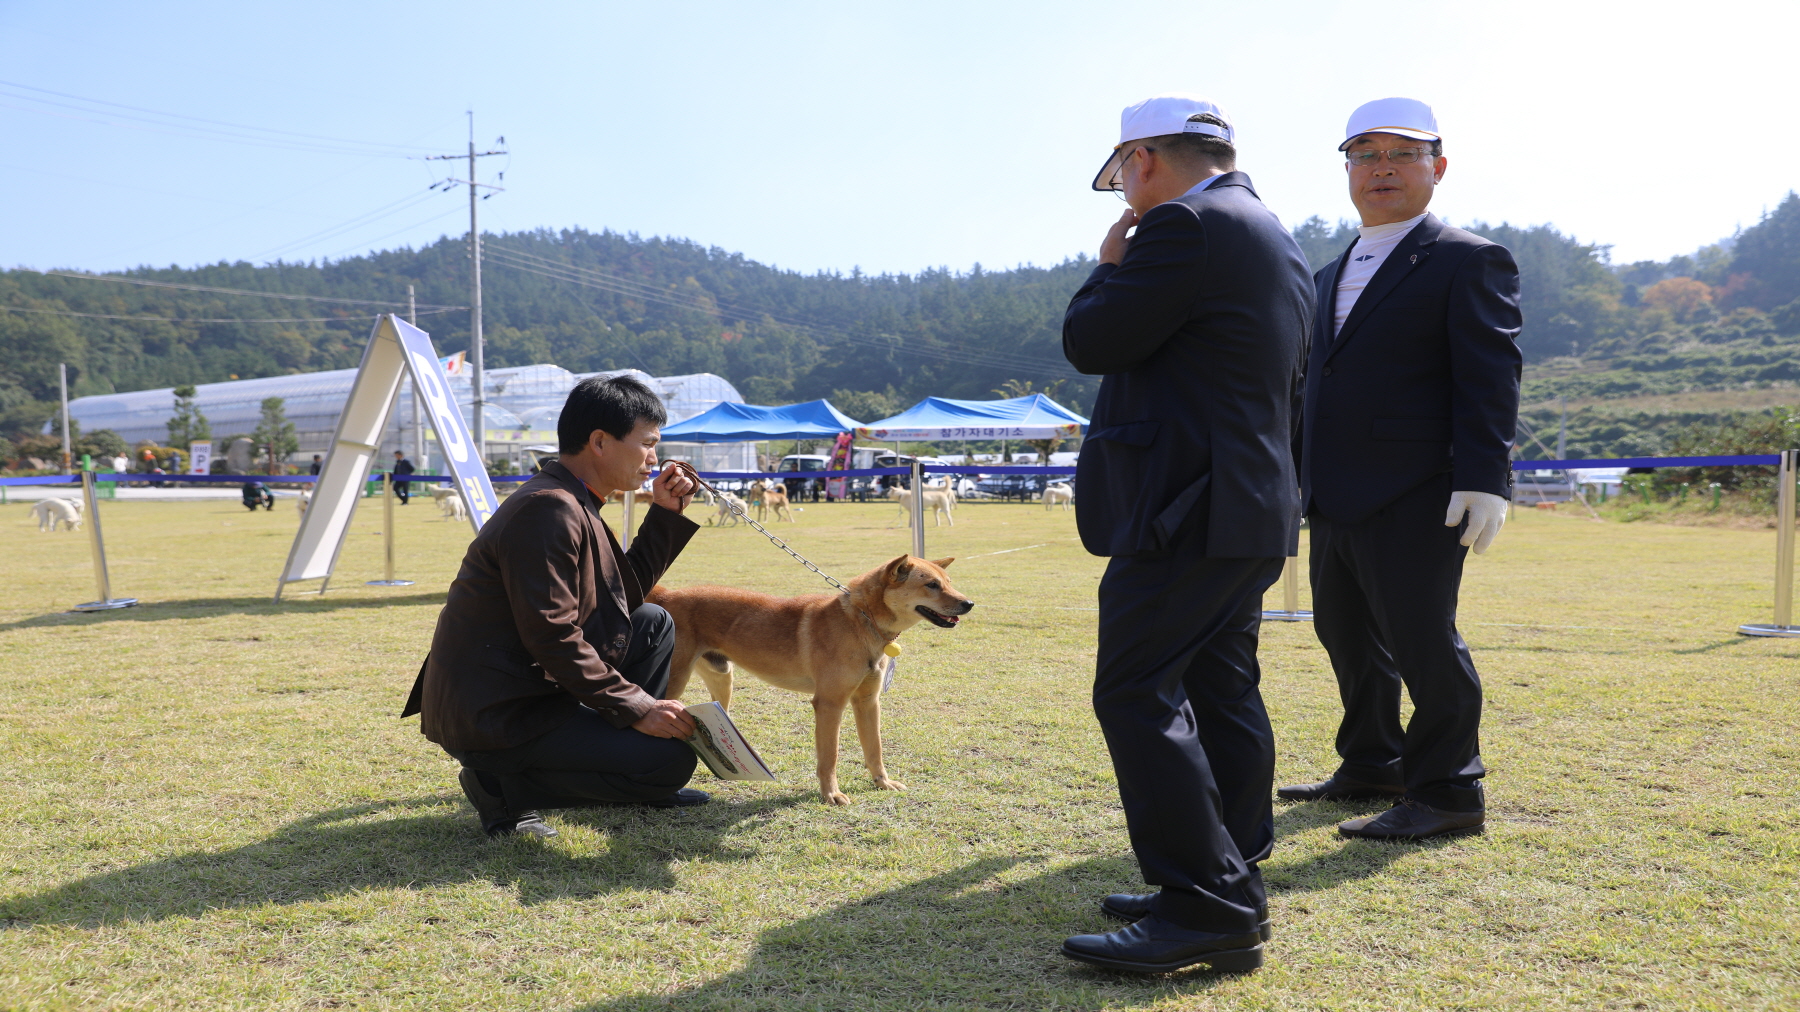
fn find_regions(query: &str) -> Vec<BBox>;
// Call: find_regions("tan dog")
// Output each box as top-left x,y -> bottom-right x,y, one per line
649,555 -> 974,805
753,480 -> 795,523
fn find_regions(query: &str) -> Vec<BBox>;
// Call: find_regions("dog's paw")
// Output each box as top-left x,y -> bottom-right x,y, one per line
873,778 -> 907,792
823,790 -> 852,806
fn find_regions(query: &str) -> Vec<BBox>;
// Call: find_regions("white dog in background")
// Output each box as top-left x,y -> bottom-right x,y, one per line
1042,482 -> 1074,511
439,493 -> 468,521
32,498 -> 83,532
888,484 -> 955,527
297,490 -> 312,516
710,490 -> 749,527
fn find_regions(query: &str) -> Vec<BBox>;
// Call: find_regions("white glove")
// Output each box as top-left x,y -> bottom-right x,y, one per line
1444,490 -> 1507,555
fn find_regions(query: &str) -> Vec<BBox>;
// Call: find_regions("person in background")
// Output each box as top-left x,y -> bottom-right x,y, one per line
1282,97 -> 1522,840
391,450 -> 415,505
1058,94 -> 1312,975
309,454 -> 323,475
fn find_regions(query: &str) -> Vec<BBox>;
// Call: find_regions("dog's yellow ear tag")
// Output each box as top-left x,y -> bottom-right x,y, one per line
883,641 -> 903,658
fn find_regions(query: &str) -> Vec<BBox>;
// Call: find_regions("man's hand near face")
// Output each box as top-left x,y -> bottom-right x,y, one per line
631,699 -> 696,739
650,462 -> 696,513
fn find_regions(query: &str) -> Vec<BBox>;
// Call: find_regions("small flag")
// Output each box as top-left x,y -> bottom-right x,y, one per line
439,351 -> 467,376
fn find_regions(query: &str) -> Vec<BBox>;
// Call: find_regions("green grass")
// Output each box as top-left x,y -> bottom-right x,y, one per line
1,494 -> 1797,1009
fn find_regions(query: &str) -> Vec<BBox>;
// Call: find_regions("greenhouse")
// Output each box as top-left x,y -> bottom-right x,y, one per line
63,364 -> 754,472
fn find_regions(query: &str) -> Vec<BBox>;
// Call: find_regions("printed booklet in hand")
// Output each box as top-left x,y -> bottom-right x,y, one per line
685,701 -> 777,781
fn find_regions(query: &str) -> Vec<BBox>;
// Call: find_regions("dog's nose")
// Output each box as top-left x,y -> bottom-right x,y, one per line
957,600 -> 975,614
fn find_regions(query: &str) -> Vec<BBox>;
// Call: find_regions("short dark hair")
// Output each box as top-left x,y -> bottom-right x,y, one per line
1141,114 -> 1236,171
557,374 -> 667,453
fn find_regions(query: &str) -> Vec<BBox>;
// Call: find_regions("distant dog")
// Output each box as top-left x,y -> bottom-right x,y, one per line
709,490 -> 748,527
1042,483 -> 1074,510
649,555 -> 974,806
32,498 -> 82,532
888,485 -> 955,527
297,489 -> 312,516
749,479 -> 794,523
439,494 -> 467,521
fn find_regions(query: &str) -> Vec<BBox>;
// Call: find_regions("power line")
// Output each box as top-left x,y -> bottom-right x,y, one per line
0,304 -> 459,324
246,188 -> 449,261
0,79 -> 442,159
37,271 -> 463,310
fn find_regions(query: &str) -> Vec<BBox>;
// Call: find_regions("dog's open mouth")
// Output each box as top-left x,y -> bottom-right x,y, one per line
916,605 -> 963,629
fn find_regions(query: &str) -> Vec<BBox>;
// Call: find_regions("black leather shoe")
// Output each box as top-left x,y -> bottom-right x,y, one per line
1061,915 -> 1263,974
1276,775 -> 1405,802
458,768 -> 557,839
1338,798 -> 1484,840
1101,894 -> 1271,941
643,787 -> 711,808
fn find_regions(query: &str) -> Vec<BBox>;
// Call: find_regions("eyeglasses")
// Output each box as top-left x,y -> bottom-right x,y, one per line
1108,145 -> 1155,199
1346,146 -> 1434,167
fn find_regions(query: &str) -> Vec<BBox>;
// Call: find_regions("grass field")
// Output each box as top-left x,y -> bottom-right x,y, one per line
2,492 -> 1797,1010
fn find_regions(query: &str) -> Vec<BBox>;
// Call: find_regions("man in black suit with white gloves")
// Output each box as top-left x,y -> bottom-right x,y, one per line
1280,97 -> 1522,841
1058,94 -> 1312,974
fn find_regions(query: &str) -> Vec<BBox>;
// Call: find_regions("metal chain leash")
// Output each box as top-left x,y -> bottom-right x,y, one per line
663,461 -> 852,596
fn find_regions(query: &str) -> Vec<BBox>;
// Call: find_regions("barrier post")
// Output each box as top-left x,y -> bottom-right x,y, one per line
1261,555 -> 1313,622
621,489 -> 637,550
909,460 -> 926,559
366,471 -> 414,587
1739,448 -> 1799,638
72,470 -> 138,612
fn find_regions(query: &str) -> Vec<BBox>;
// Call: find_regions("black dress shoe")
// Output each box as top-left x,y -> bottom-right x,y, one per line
458,768 -> 557,838
1338,798 -> 1484,840
1100,894 -> 1271,941
1276,775 -> 1405,802
1062,915 -> 1263,974
642,787 -> 711,808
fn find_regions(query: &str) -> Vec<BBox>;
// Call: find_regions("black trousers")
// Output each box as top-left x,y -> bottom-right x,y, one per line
446,603 -> 698,809
394,481 -> 410,504
1094,538 -> 1284,934
1308,473 -> 1486,812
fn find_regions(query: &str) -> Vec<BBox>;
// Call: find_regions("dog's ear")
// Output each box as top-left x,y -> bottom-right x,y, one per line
930,557 -> 956,569
883,554 -> 914,583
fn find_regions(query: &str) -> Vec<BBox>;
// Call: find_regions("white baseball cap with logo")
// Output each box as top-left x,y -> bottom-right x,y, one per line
1092,94 -> 1234,192
1339,97 -> 1440,151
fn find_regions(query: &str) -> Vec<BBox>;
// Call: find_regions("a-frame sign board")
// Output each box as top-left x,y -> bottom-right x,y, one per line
274,314 -> 500,602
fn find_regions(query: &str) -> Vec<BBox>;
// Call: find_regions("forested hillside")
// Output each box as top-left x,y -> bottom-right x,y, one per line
4,193 -> 1800,460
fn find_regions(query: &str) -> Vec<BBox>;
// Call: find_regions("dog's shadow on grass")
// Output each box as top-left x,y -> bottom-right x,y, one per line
0,790 -> 813,927
0,592 -> 448,631
572,855 -> 1254,1011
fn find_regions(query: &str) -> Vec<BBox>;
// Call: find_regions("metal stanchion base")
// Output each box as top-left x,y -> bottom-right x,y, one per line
1738,623 -> 1800,638
71,598 -> 139,612
1261,609 -> 1314,622
365,580 -> 416,587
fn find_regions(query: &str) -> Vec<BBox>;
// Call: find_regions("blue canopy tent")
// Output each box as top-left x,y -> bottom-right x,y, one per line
854,394 -> 1089,441
659,398 -> 864,442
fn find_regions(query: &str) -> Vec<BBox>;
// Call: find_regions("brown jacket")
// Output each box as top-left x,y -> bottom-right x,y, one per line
403,460 -> 699,751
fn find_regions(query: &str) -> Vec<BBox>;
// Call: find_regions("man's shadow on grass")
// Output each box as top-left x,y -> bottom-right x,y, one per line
0,592 -> 448,632
1264,799 -> 1470,894
0,790 -> 812,928
572,855 -> 1255,1011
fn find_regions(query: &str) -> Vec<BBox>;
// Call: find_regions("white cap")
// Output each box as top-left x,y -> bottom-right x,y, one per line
1339,97 -> 1439,151
1092,94 -> 1234,192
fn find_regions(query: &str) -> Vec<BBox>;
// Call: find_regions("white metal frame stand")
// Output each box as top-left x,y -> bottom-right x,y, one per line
1740,448 -> 1799,637
71,470 -> 138,612
909,460 -> 926,559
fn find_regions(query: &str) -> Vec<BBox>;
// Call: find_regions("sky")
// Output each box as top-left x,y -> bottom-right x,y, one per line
2,0 -> 1796,279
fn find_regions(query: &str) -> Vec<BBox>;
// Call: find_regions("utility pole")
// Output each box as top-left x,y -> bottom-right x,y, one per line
427,114 -> 505,464
408,284 -> 424,471
1558,395 -> 1567,460
59,363 -> 72,472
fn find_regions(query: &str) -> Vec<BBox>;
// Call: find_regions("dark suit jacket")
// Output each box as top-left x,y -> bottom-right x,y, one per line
1063,171 -> 1313,558
403,460 -> 699,751
1300,214 -> 1522,523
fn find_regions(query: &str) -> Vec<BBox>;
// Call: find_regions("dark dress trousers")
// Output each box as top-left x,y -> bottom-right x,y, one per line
1064,172 -> 1312,933
1300,213 -> 1521,812
403,459 -> 702,805
391,456 -> 415,504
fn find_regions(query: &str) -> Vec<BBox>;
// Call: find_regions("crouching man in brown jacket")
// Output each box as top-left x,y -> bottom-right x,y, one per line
403,374 -> 703,837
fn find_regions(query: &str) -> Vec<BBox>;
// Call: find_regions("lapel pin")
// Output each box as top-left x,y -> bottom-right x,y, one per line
1409,254 -> 1418,263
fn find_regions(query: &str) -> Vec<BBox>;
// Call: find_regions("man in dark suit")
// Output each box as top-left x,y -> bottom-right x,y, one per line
1281,97 -> 1522,840
402,374 -> 704,838
1058,94 -> 1312,974
390,450 -> 415,504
